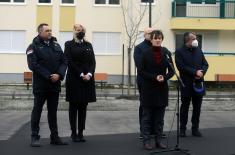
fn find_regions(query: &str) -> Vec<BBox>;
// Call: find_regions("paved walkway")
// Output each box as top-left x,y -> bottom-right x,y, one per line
1,110 -> 235,140
0,111 -> 235,155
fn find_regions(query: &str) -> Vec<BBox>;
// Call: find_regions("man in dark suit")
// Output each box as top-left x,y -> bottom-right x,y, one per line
175,32 -> 209,137
134,28 -> 154,138
26,23 -> 68,147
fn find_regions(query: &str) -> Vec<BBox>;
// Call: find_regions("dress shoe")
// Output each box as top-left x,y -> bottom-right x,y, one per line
31,135 -> 41,147
143,143 -> 153,150
139,133 -> 143,139
71,134 -> 80,142
50,135 -> 68,145
161,133 -> 167,139
180,130 -> 187,137
78,134 -> 86,142
192,130 -> 202,137
156,142 -> 167,149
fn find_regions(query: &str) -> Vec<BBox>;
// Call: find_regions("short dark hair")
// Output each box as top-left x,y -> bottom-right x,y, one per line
150,30 -> 164,40
183,32 -> 196,44
37,23 -> 48,33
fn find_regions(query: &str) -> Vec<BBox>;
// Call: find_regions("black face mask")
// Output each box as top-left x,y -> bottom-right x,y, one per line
77,32 -> 85,40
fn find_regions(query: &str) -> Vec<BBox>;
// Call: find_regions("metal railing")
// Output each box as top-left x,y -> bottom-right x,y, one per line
172,0 -> 235,18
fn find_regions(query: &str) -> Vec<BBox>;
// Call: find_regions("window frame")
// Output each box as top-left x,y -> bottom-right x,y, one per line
140,0 -> 156,5
0,30 -> 26,54
0,0 -> 26,5
94,0 -> 121,7
60,0 -> 75,6
37,0 -> 52,6
92,31 -> 122,56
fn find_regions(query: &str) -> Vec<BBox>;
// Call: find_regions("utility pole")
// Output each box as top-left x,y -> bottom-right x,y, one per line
149,0 -> 152,27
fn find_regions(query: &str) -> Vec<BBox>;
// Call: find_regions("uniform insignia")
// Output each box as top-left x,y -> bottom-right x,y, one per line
53,41 -> 58,44
26,49 -> 33,55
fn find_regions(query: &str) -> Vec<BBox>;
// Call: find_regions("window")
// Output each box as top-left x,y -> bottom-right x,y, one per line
61,0 -> 74,4
95,0 -> 120,5
190,0 -> 202,4
205,0 -> 216,4
141,0 -> 154,3
175,34 -> 202,50
0,31 -> 26,53
0,0 -> 24,3
141,0 -> 155,5
38,0 -> 51,3
174,0 -> 186,17
93,32 -> 121,55
58,32 -> 73,51
14,0 -> 24,2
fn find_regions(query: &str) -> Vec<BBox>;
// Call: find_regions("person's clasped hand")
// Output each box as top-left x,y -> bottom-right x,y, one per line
50,74 -> 60,83
83,74 -> 90,81
156,75 -> 164,82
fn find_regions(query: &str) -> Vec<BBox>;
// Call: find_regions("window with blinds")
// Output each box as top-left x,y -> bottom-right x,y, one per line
93,32 -> 121,55
0,31 -> 26,53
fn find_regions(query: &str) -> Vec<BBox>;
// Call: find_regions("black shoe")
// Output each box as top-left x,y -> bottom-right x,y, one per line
78,134 -> 86,142
180,130 -> 187,137
155,142 -> 167,149
31,135 -> 41,147
50,135 -> 68,145
71,134 -> 80,142
192,130 -> 202,137
161,133 -> 167,139
143,143 -> 153,150
139,133 -> 143,139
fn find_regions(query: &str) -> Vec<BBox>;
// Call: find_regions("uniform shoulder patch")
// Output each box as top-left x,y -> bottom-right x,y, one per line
26,49 -> 33,55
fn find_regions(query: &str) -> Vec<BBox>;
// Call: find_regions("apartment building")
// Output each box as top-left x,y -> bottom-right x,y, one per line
0,0 -> 234,83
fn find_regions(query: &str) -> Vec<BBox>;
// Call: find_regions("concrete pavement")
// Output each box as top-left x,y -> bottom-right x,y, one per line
1,110 -> 235,141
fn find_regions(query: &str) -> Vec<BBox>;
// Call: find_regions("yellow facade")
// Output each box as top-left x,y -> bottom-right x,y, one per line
36,6 -> 52,28
0,0 -> 234,83
60,6 -> 75,31
205,56 -> 235,81
171,18 -> 235,30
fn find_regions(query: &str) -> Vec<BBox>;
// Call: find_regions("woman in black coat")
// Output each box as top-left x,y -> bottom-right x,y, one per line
64,24 -> 96,142
139,30 -> 174,150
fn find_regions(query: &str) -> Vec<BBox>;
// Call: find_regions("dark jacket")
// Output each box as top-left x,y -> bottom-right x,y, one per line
139,47 -> 174,107
134,39 -> 152,85
175,45 -> 209,97
26,36 -> 67,93
64,39 -> 96,103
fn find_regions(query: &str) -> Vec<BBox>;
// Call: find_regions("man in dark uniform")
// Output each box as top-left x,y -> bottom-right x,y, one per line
26,23 -> 68,147
175,32 -> 209,137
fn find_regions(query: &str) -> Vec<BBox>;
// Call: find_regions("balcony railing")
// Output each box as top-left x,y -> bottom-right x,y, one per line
172,0 -> 235,18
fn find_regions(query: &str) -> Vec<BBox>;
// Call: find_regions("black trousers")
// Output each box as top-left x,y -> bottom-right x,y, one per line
141,106 -> 166,145
180,94 -> 203,131
137,82 -> 143,134
69,102 -> 88,134
137,82 -> 155,135
31,92 -> 59,137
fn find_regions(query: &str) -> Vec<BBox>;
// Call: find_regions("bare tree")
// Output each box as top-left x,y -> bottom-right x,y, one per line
121,0 -> 148,95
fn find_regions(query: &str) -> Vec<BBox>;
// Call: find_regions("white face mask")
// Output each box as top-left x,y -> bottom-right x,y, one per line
192,39 -> 198,48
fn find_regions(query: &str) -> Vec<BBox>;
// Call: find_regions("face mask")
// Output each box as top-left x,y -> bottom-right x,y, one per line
77,32 -> 85,40
192,39 -> 198,48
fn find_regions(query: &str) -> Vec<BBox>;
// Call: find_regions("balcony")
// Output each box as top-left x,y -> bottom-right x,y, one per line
171,0 -> 235,30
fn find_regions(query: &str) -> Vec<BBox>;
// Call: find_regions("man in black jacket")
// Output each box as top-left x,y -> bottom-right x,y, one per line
134,28 -> 154,139
175,32 -> 209,137
26,23 -> 67,147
